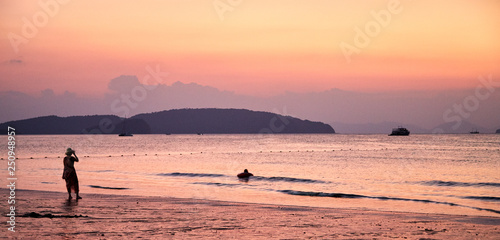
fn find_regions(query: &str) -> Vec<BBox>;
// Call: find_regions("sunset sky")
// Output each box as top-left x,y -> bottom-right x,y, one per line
1,0 -> 499,97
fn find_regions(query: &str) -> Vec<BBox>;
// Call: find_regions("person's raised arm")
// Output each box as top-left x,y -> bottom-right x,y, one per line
73,152 -> 79,162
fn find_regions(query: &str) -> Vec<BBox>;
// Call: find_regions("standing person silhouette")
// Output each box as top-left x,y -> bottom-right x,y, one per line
62,148 -> 82,200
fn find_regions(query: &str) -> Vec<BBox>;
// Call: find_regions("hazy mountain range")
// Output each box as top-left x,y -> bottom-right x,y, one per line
0,109 -> 334,135
1,75 -> 499,134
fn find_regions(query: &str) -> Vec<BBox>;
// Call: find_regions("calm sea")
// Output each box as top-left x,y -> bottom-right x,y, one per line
2,134 -> 499,217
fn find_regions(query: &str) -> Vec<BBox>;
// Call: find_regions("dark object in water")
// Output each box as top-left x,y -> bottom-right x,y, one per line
237,169 -> 253,178
89,185 -> 129,190
389,127 -> 410,136
119,116 -> 133,136
470,129 -> 479,134
22,212 -> 88,218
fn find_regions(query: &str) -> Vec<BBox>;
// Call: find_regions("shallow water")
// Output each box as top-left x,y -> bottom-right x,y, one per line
2,134 -> 499,216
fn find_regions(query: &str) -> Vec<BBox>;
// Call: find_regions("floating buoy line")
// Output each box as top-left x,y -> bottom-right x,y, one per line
2,147 -> 498,161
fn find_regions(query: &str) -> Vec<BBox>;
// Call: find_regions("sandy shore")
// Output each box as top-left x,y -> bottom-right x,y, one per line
1,188 -> 499,239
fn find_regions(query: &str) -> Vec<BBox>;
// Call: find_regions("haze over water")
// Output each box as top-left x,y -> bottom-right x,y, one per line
4,134 -> 499,217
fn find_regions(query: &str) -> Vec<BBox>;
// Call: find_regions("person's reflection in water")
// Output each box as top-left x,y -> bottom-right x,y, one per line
64,198 -> 79,207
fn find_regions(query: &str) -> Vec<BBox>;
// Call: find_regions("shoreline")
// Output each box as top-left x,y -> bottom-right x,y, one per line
1,188 -> 499,239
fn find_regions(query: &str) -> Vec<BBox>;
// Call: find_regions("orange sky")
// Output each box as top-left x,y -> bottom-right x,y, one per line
1,0 -> 499,96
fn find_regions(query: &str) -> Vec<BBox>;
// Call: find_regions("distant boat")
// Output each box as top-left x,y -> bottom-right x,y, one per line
197,132 -> 203,135
470,129 -> 479,134
119,117 -> 133,137
389,127 -> 410,136
118,132 -> 133,137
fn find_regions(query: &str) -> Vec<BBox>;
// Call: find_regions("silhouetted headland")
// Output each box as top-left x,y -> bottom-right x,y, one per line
0,108 -> 335,134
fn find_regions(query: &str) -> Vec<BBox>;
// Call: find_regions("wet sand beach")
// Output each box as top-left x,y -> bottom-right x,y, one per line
1,188 -> 499,239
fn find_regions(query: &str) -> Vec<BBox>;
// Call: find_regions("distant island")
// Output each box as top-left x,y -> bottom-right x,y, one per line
0,108 -> 335,134
497,129 -> 500,134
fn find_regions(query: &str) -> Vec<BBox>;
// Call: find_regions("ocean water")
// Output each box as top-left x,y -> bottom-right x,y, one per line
2,134 -> 499,217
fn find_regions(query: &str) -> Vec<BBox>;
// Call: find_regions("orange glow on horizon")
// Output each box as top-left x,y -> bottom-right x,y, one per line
1,0 -> 499,96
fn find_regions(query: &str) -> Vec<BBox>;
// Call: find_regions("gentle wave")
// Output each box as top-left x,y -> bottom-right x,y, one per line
420,180 -> 500,188
279,190 -> 500,215
192,182 -> 243,187
462,196 -> 500,202
40,182 -> 56,185
279,190 -> 363,198
157,172 -> 226,178
79,169 -> 115,173
88,185 -> 129,190
252,176 -> 328,184
92,170 -> 115,173
157,172 -> 328,183
158,172 -> 326,184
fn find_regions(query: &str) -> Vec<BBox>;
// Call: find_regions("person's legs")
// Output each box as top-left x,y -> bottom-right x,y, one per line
66,184 -> 72,199
75,177 -> 82,199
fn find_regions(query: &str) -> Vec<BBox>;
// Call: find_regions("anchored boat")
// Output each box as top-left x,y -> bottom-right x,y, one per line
389,127 -> 410,136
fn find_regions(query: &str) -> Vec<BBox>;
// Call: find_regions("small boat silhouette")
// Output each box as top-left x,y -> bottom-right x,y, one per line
119,116 -> 133,137
389,127 -> 410,136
